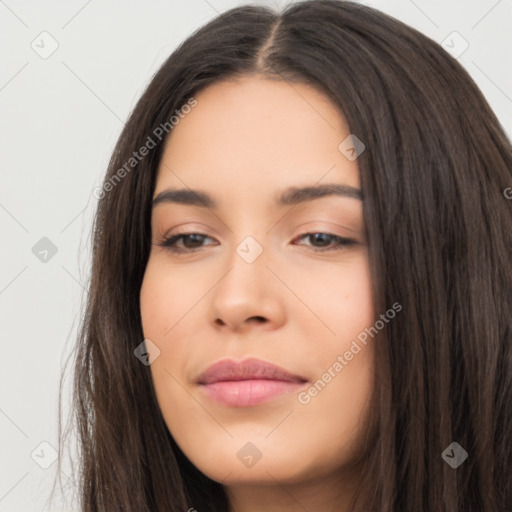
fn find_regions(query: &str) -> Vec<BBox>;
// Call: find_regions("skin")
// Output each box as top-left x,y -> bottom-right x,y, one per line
140,75 -> 376,512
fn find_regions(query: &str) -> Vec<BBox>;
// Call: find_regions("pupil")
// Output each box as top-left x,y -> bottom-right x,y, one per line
312,233 -> 330,246
185,234 -> 203,247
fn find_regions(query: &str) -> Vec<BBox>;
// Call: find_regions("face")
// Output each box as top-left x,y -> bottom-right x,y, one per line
140,75 -> 376,489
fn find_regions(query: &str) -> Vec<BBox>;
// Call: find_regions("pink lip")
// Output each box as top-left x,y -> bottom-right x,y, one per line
196,358 -> 308,407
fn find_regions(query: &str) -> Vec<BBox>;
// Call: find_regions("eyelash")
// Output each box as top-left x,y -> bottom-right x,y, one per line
155,232 -> 357,254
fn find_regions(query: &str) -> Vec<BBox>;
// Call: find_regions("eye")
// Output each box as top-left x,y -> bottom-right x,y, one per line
155,232 -> 216,253
293,232 -> 357,252
155,231 -> 357,254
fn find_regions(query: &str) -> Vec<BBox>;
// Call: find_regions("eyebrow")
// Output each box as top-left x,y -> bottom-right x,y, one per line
152,183 -> 362,209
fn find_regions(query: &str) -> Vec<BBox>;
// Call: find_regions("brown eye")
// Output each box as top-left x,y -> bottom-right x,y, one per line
156,233 -> 216,253
293,233 -> 357,252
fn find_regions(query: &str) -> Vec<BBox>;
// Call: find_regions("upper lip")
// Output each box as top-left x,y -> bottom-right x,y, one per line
196,358 -> 308,385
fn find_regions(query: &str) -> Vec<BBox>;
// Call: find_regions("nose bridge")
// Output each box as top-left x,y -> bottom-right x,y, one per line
208,230 -> 284,329
234,234 -> 266,266
221,232 -> 269,293
222,207 -> 271,268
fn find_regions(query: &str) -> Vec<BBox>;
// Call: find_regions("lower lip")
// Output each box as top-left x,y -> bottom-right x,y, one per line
200,379 -> 306,407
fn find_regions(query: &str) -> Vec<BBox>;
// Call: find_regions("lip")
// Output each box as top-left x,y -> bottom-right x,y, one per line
196,358 -> 308,407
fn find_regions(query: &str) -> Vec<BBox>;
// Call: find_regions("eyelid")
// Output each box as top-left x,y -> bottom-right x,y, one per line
159,222 -> 215,238
292,219 -> 361,234
159,221 -> 359,242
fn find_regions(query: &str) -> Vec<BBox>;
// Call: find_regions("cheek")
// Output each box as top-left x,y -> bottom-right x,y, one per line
296,252 -> 375,346
283,266 -> 375,477
140,259 -> 200,339
295,263 -> 376,465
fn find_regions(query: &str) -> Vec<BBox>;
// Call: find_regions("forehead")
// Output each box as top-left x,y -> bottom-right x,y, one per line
154,75 -> 360,201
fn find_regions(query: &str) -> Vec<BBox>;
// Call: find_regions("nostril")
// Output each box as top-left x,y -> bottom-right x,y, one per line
214,316 -> 267,327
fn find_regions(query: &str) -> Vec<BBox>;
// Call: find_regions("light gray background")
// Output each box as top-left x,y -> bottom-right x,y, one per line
1,1 -> 511,510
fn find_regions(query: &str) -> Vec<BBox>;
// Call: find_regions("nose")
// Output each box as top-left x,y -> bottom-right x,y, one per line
208,243 -> 286,333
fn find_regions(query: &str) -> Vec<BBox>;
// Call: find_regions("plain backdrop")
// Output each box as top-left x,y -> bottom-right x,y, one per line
1,0 -> 511,510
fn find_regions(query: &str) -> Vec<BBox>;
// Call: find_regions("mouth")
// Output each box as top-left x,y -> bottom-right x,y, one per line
196,357 -> 308,407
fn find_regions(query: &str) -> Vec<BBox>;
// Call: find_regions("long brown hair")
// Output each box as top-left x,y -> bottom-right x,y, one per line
53,1 -> 512,510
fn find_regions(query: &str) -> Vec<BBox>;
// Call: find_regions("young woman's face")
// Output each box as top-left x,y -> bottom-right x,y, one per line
140,75 -> 376,490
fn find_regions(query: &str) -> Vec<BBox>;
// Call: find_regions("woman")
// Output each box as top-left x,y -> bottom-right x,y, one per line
55,1 -> 512,510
